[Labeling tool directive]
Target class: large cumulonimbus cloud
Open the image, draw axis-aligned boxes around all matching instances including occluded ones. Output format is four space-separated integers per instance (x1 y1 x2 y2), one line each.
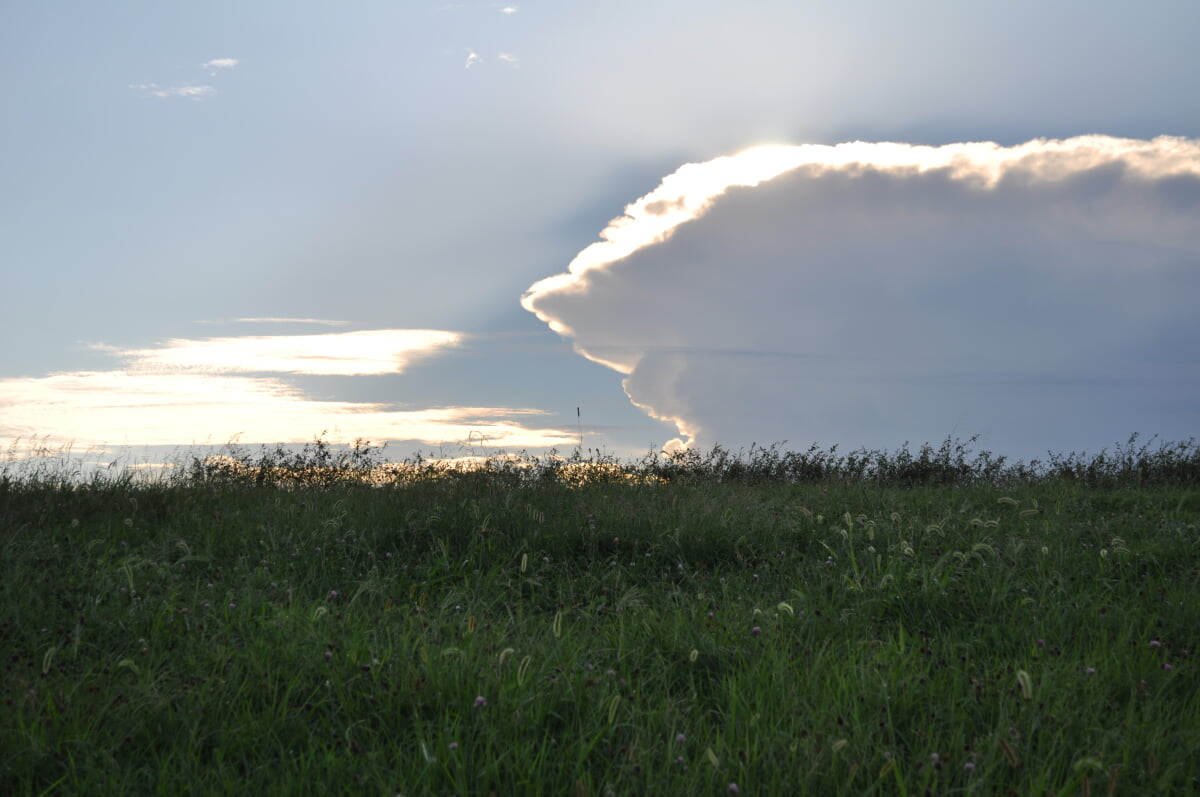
523 136 1200 456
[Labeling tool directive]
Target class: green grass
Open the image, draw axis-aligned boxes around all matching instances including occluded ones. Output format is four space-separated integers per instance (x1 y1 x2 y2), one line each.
2 438 1199 795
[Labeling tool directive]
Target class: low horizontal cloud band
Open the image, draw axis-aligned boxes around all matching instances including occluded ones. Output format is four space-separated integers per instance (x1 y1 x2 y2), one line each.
97 329 464 376
2 330 576 451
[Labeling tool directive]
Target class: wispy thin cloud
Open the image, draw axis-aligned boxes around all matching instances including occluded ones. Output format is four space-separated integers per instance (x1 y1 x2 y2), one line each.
499 6 519 14
200 57 239 73
130 83 216 100
2 329 577 451
465 50 483 69
197 318 350 327
131 56 238 100
96 329 464 376
0 371 576 450
498 53 519 66
230 318 349 326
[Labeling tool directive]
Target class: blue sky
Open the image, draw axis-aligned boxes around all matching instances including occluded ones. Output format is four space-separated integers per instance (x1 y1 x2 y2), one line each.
3 0 1199 464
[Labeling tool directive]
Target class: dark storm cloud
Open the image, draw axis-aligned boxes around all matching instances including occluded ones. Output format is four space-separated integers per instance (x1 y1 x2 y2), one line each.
523 137 1200 457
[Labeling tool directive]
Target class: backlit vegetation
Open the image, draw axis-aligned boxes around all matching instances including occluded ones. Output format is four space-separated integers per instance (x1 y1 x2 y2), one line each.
2 436 1198 794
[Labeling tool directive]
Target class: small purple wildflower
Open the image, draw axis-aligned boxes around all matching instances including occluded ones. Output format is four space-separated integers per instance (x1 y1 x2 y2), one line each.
1150 639 1162 647
324 651 333 662
474 696 487 708
1036 638 1045 648
449 742 459 751
964 761 976 773
752 626 762 635
728 783 740 794
1163 662 1173 671
675 733 687 744
1085 667 1097 675
328 590 339 600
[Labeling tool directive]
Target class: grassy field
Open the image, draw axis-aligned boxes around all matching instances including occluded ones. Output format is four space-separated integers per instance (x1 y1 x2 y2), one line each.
2 438 1199 795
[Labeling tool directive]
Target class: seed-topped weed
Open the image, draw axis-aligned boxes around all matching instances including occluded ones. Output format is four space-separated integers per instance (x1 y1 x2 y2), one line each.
1 436 1198 794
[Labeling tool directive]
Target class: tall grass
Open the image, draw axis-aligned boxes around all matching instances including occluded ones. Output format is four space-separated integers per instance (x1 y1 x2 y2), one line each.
2 437 1198 794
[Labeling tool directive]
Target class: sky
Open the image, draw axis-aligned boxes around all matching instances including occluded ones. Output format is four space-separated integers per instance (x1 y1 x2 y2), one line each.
2 0 1199 467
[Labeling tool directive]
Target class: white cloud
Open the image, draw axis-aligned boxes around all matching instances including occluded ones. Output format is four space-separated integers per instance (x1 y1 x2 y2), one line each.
97 329 464 376
0 371 575 450
499 6 518 15
131 57 236 99
200 58 239 72
228 318 349 326
498 53 519 65
1 330 577 451
131 83 216 100
465 50 482 69
523 136 1200 457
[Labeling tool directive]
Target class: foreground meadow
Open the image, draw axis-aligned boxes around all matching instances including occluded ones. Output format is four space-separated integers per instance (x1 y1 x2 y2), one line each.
2 440 1199 795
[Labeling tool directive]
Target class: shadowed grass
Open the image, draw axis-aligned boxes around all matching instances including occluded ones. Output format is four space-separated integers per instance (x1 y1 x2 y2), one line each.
2 437 1198 794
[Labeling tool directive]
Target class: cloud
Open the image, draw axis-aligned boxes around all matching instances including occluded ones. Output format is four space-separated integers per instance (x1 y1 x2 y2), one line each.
200 58 239 72
131 57 237 99
0 371 575 450
499 6 518 15
98 329 464 376
225 318 350 326
523 136 1200 456
130 83 217 100
1 330 576 450
464 51 520 69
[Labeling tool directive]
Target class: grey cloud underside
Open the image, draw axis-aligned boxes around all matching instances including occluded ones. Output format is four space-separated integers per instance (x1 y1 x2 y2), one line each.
529 147 1200 457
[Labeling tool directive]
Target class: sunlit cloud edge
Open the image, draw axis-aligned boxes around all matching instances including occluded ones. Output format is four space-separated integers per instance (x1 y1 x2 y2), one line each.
520 134 1200 452
92 329 465 376
522 134 1200 360
0 370 578 452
